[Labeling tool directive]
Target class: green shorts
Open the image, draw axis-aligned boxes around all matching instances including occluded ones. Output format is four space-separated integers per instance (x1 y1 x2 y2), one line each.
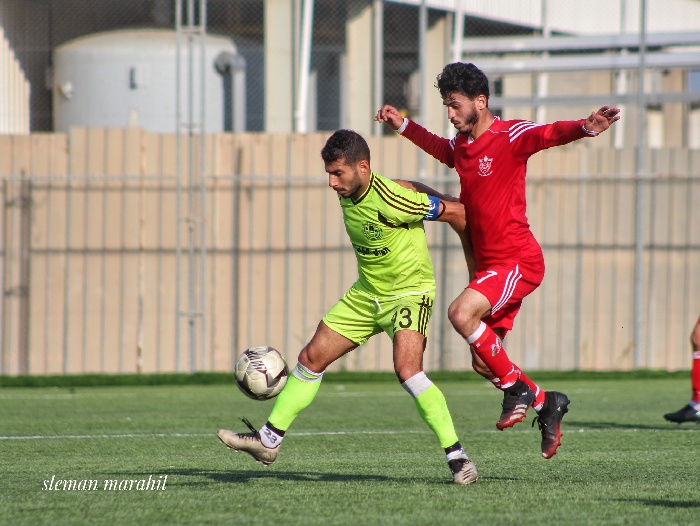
322 286 435 345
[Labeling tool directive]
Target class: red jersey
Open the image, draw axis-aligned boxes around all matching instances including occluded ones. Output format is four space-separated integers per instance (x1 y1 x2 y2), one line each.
401 117 591 268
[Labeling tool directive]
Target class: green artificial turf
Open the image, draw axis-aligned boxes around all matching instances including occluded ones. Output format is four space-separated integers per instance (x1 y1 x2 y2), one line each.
1 374 697 525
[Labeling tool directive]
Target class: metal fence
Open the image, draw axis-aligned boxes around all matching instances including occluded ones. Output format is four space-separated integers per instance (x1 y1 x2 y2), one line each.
1 0 699 376
0 132 698 375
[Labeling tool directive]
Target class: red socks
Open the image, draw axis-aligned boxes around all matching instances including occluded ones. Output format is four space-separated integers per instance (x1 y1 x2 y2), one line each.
469 321 546 409
692 350 700 404
467 322 518 386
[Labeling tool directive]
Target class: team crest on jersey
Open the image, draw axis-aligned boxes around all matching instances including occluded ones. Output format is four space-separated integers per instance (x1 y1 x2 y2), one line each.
478 155 493 177
362 222 383 240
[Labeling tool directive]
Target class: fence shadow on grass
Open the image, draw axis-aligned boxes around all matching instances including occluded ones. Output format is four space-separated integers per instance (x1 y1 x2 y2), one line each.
613 498 700 509
563 420 693 431
100 467 399 485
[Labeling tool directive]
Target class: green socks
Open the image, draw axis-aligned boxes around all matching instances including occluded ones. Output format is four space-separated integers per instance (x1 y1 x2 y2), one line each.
267 363 323 431
402 372 460 449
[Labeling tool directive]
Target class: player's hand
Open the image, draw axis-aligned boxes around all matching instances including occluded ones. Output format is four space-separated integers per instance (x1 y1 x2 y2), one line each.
375 105 404 131
584 106 621 134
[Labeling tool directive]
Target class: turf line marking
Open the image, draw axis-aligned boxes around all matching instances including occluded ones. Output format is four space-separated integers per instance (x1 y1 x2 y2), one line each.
1 427 697 441
0 393 139 400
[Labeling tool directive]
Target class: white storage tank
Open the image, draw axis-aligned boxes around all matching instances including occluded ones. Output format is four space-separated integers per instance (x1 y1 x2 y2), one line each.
53 28 246 133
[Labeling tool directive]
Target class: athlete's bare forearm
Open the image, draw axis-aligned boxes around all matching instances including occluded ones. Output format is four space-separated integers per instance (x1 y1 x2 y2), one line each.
393 179 459 202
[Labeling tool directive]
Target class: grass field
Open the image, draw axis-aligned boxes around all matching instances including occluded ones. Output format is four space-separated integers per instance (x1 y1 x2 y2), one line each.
1 372 698 525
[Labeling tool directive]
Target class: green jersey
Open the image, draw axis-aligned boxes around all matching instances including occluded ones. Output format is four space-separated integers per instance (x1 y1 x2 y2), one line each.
338 172 436 297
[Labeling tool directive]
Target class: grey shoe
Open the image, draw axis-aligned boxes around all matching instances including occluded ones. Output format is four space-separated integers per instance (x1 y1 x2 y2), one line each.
217 419 279 466
448 458 478 485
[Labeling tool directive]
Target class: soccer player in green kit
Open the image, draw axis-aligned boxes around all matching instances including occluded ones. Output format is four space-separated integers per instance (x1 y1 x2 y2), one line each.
217 129 478 485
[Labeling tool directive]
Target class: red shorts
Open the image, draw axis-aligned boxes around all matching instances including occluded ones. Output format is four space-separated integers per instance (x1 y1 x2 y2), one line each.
467 255 545 333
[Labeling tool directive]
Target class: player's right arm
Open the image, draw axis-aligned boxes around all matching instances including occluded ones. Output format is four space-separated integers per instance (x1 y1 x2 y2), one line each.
375 105 455 168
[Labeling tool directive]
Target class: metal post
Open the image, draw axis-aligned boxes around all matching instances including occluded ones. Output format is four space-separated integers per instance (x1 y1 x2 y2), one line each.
418 0 427 178
176 0 207 372
372 0 384 137
175 0 183 371
187 0 196 372
451 0 463 63
295 0 314 133
536 0 550 124
633 0 647 368
199 0 207 370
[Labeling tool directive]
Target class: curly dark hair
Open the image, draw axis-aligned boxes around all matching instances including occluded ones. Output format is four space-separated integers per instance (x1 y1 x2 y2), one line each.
321 129 370 166
435 62 490 100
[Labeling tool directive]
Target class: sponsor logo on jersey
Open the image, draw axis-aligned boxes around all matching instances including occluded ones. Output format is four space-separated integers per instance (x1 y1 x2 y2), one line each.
362 222 383 240
352 244 391 257
478 155 493 177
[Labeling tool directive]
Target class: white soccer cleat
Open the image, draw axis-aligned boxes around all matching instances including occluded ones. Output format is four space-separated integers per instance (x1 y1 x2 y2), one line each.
217 427 279 466
448 458 478 485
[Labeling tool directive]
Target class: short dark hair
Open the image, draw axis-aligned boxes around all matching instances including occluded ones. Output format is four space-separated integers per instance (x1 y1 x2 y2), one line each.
435 62 490 100
321 129 370 166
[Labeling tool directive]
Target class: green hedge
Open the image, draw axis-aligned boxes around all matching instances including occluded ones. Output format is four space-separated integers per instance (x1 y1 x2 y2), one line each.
0 369 689 388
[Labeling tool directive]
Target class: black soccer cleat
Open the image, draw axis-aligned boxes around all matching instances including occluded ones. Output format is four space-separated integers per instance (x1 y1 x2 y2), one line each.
496 379 536 430
533 391 570 459
663 404 700 424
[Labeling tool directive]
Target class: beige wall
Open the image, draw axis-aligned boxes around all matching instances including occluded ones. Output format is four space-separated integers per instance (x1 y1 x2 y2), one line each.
0 129 698 376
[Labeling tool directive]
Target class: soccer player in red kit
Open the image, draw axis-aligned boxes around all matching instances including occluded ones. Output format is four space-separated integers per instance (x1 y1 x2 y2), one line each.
376 62 620 459
664 316 700 423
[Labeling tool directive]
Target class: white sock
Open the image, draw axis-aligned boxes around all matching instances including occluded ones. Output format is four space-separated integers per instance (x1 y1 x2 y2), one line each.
400 371 433 398
259 424 283 449
445 448 468 462
689 400 700 411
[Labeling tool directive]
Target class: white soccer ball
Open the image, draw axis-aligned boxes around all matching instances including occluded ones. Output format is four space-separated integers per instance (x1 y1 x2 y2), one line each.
234 346 289 400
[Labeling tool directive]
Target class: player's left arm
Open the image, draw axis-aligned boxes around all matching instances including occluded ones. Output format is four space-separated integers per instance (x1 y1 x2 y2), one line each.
582 106 621 135
393 179 459 202
512 106 621 160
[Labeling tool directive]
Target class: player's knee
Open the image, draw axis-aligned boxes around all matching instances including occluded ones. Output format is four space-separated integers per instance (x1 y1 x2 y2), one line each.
691 325 700 350
393 363 421 384
297 347 327 374
447 302 473 333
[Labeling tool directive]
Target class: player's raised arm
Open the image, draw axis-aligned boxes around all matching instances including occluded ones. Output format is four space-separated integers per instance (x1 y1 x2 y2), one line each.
583 106 621 135
374 104 405 131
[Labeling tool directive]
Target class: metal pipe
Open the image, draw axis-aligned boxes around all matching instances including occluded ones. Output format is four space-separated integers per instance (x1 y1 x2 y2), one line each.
373 0 384 137
536 0 550 124
119 130 127 373
81 132 91 372
199 0 207 370
295 0 315 133
418 0 427 177
451 0 463 63
43 142 54 373
100 136 108 371
633 0 647 368
175 0 183 371
187 0 196 372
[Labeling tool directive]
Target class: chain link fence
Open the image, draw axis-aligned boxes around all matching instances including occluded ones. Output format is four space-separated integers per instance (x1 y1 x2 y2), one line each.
0 0 699 375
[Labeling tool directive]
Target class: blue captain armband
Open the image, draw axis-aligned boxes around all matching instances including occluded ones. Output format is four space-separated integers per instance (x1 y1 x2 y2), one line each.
424 195 442 221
